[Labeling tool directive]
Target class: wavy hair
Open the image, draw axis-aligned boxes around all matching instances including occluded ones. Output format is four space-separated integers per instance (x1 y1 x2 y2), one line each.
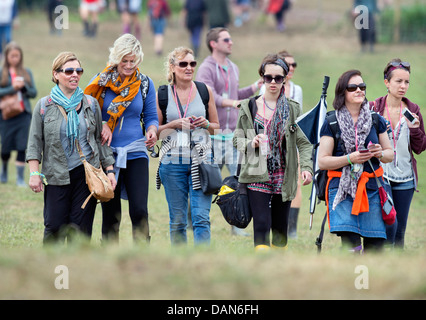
108 33 144 67
165 47 194 84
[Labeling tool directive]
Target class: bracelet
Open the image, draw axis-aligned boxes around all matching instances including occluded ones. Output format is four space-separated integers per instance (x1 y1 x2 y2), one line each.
205 119 210 129
30 171 48 185
347 154 353 165
379 151 384 160
102 121 107 125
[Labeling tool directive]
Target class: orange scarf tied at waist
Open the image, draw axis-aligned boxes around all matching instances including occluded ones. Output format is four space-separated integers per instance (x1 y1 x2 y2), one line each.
326 166 384 218
84 65 142 133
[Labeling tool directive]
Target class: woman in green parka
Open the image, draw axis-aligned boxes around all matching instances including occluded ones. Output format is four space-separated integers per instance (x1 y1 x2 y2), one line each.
233 54 313 250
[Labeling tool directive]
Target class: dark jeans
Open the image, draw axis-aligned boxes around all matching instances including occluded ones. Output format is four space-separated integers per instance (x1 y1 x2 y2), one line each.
247 189 291 247
386 185 414 248
43 165 97 244
101 157 150 242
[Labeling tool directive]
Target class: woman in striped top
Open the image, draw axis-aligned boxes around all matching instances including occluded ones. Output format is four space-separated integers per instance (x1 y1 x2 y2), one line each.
156 47 219 245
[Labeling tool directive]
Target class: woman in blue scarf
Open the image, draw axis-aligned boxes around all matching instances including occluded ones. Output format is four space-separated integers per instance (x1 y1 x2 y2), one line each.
26 52 116 244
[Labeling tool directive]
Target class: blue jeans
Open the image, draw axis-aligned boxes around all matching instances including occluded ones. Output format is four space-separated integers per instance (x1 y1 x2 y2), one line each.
0 25 12 54
159 159 212 245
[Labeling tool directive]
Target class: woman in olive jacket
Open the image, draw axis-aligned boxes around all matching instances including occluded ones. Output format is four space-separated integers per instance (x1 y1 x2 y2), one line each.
26 52 116 244
233 54 312 250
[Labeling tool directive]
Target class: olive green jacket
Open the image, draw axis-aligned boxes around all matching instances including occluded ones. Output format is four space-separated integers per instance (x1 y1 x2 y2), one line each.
26 94 115 185
233 97 313 202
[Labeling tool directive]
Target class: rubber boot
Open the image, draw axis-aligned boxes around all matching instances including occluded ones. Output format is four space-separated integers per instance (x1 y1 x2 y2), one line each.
1 161 7 183
255 244 270 252
288 207 299 239
90 22 98 37
16 164 26 187
83 20 90 37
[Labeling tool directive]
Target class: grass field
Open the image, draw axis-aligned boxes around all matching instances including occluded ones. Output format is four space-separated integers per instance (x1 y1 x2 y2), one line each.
1 1 426 300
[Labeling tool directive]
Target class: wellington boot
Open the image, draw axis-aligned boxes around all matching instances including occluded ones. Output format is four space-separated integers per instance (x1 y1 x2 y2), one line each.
255 244 270 252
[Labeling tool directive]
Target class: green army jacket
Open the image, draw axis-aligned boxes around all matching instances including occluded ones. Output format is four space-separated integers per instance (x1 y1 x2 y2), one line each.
233 97 313 202
26 94 115 186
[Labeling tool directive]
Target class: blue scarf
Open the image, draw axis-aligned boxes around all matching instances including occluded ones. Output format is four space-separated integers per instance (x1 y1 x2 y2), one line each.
50 85 84 155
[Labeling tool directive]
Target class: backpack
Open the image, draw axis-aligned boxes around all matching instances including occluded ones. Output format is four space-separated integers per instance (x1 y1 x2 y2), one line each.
157 81 209 124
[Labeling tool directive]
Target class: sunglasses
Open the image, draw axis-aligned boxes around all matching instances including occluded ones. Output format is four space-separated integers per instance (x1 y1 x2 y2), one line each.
57 67 84 76
389 61 410 70
263 74 285 84
176 61 197 68
346 82 367 92
384 61 411 79
147 145 159 158
288 62 297 68
221 38 232 43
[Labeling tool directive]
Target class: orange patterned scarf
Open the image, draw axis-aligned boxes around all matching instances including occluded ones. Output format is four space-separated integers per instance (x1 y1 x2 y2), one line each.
84 65 142 133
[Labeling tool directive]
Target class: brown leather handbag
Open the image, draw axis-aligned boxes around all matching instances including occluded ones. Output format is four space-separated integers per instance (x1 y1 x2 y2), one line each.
0 94 24 120
57 106 114 209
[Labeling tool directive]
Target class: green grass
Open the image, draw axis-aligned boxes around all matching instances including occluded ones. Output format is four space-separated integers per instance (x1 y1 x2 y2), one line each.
1 1 426 300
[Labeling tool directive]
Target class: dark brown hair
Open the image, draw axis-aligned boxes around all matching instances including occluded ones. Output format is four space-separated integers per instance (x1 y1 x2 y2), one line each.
1 42 32 87
258 53 289 77
383 58 411 81
333 69 366 110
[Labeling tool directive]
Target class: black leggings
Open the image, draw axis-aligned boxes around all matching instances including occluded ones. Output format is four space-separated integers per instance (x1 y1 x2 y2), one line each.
247 189 291 247
43 165 97 244
338 232 385 252
101 157 150 241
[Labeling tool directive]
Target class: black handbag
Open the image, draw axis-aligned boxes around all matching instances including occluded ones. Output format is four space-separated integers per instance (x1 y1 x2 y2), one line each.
198 160 222 195
213 175 252 228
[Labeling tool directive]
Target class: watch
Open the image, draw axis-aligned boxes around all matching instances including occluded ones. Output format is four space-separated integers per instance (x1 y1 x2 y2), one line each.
379 151 384 160
106 170 115 174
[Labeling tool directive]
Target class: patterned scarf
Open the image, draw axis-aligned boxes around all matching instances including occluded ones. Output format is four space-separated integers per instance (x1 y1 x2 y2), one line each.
332 102 372 209
50 84 84 156
267 88 289 172
84 65 142 133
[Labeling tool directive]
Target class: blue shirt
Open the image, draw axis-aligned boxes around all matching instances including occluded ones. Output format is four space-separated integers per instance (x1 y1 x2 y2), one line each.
101 77 159 160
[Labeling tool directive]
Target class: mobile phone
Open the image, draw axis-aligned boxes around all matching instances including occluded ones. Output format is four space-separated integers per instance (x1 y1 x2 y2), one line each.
359 148 370 153
403 107 417 124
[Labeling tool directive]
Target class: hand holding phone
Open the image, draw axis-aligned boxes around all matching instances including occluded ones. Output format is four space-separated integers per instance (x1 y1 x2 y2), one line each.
403 107 418 125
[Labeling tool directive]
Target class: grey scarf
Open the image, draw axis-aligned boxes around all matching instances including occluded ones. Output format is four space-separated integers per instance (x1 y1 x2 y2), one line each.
332 102 372 209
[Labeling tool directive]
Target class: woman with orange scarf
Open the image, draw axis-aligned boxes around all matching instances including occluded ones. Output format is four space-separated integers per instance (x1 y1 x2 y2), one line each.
85 34 158 243
318 70 393 253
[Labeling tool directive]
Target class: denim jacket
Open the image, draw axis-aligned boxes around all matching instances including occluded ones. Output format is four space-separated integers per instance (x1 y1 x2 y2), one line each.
26 94 115 185
233 97 313 202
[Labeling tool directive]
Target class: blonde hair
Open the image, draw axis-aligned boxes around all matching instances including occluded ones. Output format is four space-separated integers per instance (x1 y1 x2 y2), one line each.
108 33 144 67
165 46 194 84
51 52 81 84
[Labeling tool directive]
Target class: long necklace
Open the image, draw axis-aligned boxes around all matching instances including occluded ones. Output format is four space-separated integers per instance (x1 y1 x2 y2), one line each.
173 82 193 118
262 96 275 131
385 97 402 167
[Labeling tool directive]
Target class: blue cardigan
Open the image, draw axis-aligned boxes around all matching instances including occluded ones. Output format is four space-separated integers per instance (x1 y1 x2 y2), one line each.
101 77 159 160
